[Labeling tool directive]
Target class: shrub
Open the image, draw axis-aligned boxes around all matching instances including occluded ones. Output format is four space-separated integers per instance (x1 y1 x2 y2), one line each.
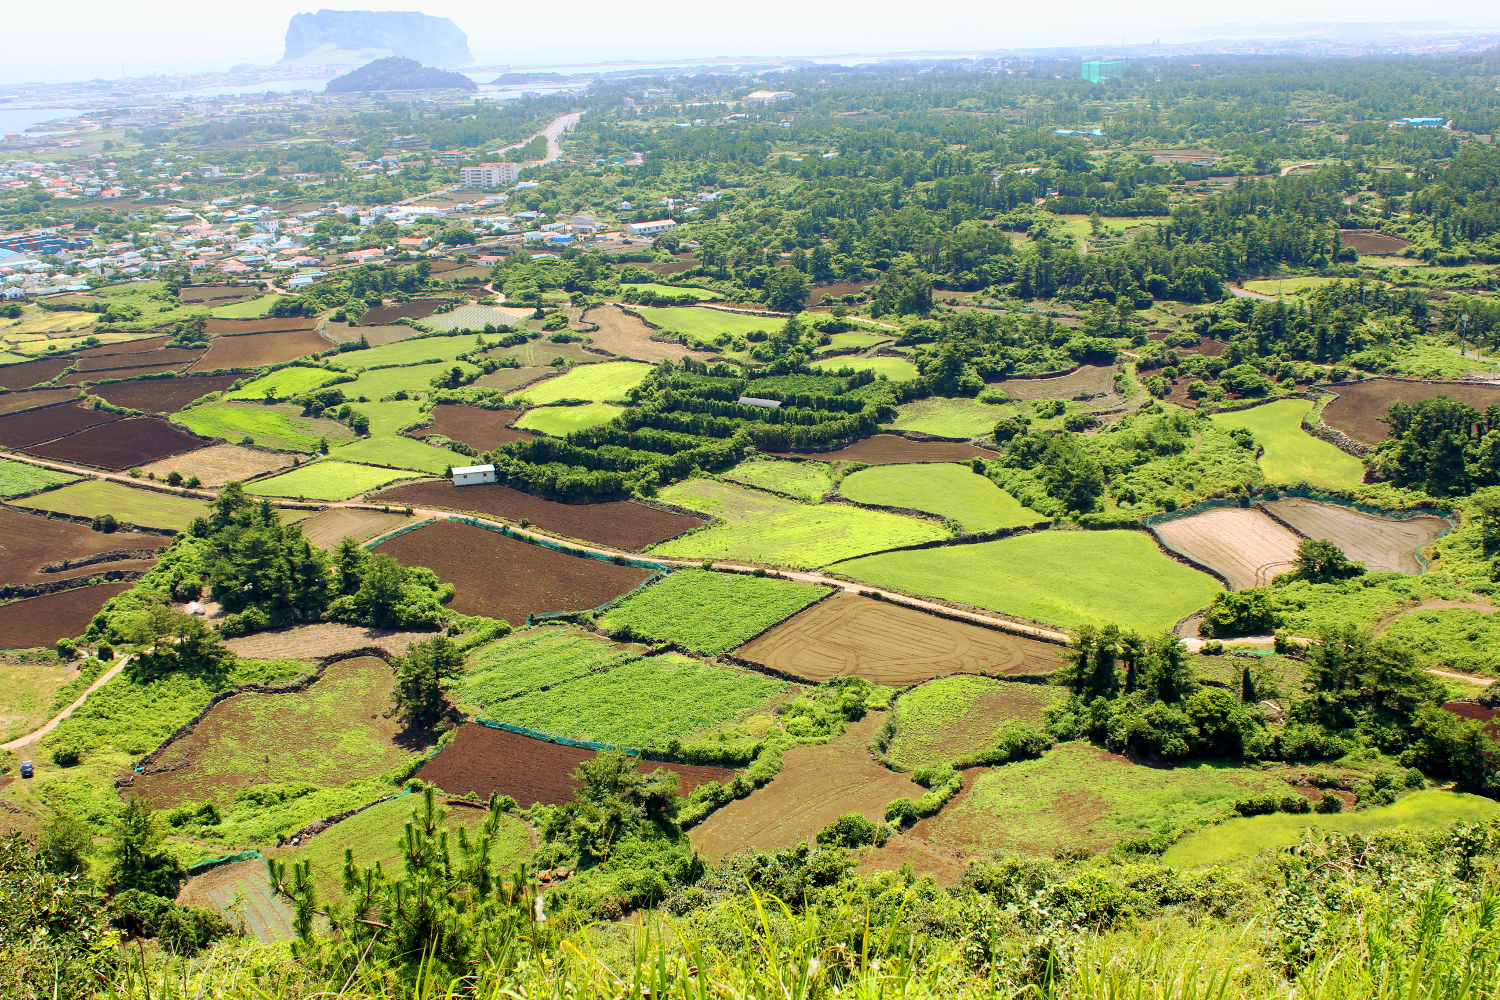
1314 791 1344 813
967 721 1055 766
818 811 889 849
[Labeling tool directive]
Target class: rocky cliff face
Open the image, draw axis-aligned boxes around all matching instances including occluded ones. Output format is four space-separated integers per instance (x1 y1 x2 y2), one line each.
283 10 472 65
324 56 478 93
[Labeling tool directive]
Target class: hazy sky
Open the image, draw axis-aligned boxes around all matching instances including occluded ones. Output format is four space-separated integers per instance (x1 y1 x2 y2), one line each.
7 1 1500 85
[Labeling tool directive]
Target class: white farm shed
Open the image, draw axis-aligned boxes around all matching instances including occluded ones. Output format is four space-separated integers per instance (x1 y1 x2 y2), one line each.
452 464 497 486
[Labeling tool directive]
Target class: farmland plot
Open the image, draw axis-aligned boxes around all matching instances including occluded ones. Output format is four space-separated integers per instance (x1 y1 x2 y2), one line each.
420 404 529 451
0 402 120 448
15 481 210 531
597 569 831 655
190 329 329 370
886 676 1062 770
25 417 212 471
1259 497 1450 573
838 464 1044 532
0 583 133 650
249 462 411 501
138 444 293 487
770 434 996 465
173 402 355 453
89 375 238 413
513 403 622 436
1321 379 1500 444
719 457 834 502
512 361 651 405
296 508 409 549
582 304 717 363
0 457 79 499
0 506 164 588
1210 399 1365 489
1151 506 1302 590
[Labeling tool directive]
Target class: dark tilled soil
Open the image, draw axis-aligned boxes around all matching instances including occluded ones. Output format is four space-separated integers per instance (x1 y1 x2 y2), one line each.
24 417 213 470
767 434 996 465
74 336 169 357
190 329 329 370
0 389 81 416
88 376 239 413
0 507 165 588
414 722 733 807
373 481 705 550
1443 701 1499 737
74 348 205 372
0 358 73 391
0 583 132 650
0 402 121 448
1340 231 1413 255
373 519 652 624
203 317 319 336
61 363 195 385
419 405 530 452
1322 379 1500 443
359 300 447 324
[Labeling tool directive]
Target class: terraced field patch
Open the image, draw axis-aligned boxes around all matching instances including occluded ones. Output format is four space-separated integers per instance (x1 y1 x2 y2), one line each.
720 457 834 502
598 569 831 655
810 356 920 381
1259 497 1450 574
0 457 80 499
25 417 212 471
1151 506 1301 590
249 461 411 501
175 402 355 453
513 361 651 405
887 676 1062 770
0 582 133 650
15 480 210 531
225 367 341 401
1321 378 1500 444
838 463 1044 532
773 434 996 465
328 435 469 474
886 397 1010 439
1210 399 1365 490
513 403 622 436
138 444 293 487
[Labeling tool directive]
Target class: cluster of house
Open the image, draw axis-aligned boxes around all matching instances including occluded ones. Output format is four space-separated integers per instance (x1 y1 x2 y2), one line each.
2 157 134 201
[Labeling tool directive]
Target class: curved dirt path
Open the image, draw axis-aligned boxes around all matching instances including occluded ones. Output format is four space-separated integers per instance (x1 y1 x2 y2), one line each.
1 654 127 750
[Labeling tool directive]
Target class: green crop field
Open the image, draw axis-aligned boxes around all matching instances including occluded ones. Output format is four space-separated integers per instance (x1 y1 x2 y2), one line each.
225 367 341 401
634 306 777 342
887 676 1063 770
1242 276 1368 296
621 282 717 300
815 331 891 356
720 457 834 502
1163 790 1500 868
512 361 650 405
343 361 480 402
924 740 1276 855
1210 399 1365 489
0 457 81 499
479 654 784 748
810 356 921 381
329 334 474 371
248 461 410 501
598 569 831 654
176 402 355 453
834 529 1223 633
839 464 1044 532
17 479 211 530
457 628 643 713
513 403 623 436
208 295 279 319
886 397 1009 439
651 478 947 568
329 435 469 474
346 399 426 438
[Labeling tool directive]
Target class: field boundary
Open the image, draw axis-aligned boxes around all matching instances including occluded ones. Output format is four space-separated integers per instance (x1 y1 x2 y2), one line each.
3 503 180 537
445 514 674 571
473 717 642 757
0 568 149 603
525 570 666 626
186 849 261 876
363 517 438 547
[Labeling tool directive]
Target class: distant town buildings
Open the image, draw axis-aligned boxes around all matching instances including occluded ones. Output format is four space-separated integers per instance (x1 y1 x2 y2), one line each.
742 90 796 105
459 162 519 188
624 219 677 237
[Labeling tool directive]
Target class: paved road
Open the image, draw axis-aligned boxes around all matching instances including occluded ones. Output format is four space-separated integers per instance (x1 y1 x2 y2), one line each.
495 111 583 164
1 655 127 750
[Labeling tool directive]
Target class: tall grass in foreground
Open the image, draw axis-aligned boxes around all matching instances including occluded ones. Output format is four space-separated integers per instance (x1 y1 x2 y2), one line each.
98 885 1500 1000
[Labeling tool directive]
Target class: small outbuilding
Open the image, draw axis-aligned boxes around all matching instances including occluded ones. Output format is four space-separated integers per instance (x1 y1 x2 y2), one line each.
737 396 782 409
452 463 497 486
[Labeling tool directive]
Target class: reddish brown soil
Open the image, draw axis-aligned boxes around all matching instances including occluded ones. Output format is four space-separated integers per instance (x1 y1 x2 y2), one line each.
1146 334 1228 357
74 348 205 373
629 258 699 276
176 285 259 304
769 434 996 465
61 363 195 385
74 336 169 356
373 481 706 550
0 358 72 390
359 300 446 324
419 405 529 452
373 519 652 624
24 417 213 471
738 592 1063 684
1443 701 1499 737
0 582 132 650
88 376 239 413
1341 231 1412 255
583 305 716 363
190 329 330 370
415 722 733 807
809 282 873 302
1152 507 1300 590
203 317 319 336
0 507 164 588
0 402 120 448
1322 379 1500 443
1259 497 1450 574
0 389 80 416
689 714 923 860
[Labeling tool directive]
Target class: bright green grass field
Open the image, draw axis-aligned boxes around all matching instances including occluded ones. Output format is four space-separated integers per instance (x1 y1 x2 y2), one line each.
15 479 210 530
834 529 1223 633
622 282 717 300
634 306 777 341
225 367 340 401
328 333 474 370
597 569 832 655
344 361 480 401
1210 398 1365 490
815 331 890 355
719 458 834 502
650 478 947 569
1242 276 1373 296
330 435 470 474
457 628 643 713
208 295 280 319
480 654 784 748
275 793 532 902
888 676 1062 770
0 457 81 499
346 399 427 438
811 356 921 381
248 461 410 501
924 741 1275 855
513 361 650 405
1163 789 1500 867
839 464 1044 533
887 397 1008 439
176 402 355 453
513 403 623 436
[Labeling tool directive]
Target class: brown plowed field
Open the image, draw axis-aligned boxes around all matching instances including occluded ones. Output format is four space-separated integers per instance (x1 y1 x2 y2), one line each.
0 582 131 650
988 365 1122 402
0 358 72 390
89 375 238 413
25 417 213 471
0 507 164 588
374 481 705 550
74 336 169 357
321 322 416 347
1151 507 1301 590
190 329 330 370
0 389 79 416
203 317 319 336
1321 379 1500 443
768 434 996 465
177 285 259 304
472 366 552 393
583 305 717 363
297 508 408 549
1341 231 1412 255
737 591 1064 685
74 348 205 372
689 714 923 860
419 405 529 452
359 300 446 324
1443 701 1499 737
223 622 435 660
1259 497 1450 574
62 363 195 385
373 519 652 625
1146 334 1227 357
414 722 734 807
138 444 291 486
0 403 120 448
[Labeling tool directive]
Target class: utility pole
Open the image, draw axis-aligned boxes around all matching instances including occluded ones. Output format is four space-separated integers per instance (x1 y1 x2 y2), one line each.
1462 312 1469 357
